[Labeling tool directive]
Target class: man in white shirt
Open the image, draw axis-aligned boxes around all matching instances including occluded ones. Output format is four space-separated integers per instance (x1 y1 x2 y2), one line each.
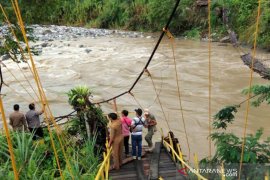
131 108 145 160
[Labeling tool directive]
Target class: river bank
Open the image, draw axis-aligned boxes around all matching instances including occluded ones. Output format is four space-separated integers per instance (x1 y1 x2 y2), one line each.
1 0 269 50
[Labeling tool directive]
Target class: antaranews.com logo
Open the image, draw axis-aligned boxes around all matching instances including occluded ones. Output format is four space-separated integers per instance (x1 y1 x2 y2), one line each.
178 167 237 177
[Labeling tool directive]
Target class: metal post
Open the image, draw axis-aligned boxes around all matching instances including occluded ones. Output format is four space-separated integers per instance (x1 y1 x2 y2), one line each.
177 144 185 168
169 133 175 162
194 153 200 180
221 163 226 180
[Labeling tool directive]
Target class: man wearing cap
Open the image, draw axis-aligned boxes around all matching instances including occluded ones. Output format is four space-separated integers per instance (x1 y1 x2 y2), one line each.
131 108 145 160
144 109 157 152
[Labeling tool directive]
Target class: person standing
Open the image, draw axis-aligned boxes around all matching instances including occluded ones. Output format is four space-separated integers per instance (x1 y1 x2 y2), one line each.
108 112 124 170
120 110 132 157
131 108 145 160
9 104 27 131
144 109 157 152
25 103 45 140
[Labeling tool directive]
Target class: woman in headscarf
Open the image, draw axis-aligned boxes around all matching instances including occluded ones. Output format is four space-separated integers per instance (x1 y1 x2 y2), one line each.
108 112 124 170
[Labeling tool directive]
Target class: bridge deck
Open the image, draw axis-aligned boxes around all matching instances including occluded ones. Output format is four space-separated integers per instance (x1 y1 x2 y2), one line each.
109 142 187 180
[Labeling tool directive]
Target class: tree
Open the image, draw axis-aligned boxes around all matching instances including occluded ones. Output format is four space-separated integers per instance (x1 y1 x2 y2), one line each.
67 86 107 143
200 84 270 179
0 24 38 62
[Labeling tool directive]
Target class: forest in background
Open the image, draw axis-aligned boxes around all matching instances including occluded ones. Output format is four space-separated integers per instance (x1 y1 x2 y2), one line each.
0 0 269 49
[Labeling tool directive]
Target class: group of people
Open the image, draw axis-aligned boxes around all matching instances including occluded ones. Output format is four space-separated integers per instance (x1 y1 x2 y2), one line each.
9 102 157 170
9 103 45 140
107 108 157 170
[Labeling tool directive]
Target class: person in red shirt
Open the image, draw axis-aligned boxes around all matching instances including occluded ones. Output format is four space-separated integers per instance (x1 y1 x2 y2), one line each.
120 110 132 157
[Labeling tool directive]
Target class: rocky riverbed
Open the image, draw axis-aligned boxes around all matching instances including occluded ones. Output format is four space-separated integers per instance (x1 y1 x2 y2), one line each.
1 24 151 41
0 24 154 60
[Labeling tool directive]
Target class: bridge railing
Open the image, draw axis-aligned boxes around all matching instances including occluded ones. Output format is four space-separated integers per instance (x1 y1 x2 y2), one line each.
161 131 207 180
95 141 112 180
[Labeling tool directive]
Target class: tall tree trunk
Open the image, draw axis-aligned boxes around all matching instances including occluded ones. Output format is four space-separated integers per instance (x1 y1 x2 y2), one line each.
84 113 91 139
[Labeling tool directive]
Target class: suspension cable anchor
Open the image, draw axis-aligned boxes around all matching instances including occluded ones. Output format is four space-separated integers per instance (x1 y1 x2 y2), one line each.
163 27 174 39
144 69 151 77
128 91 134 97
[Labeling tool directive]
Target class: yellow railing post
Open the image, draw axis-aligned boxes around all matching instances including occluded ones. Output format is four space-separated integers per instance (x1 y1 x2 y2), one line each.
177 144 185 168
221 163 225 180
265 170 269 180
105 141 109 180
95 140 112 180
101 173 104 180
0 97 19 180
103 152 106 179
161 128 164 141
106 143 110 180
194 153 200 180
162 140 207 180
168 133 176 162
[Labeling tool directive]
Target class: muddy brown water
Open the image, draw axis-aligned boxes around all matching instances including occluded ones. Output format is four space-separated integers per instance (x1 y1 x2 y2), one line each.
1 36 269 160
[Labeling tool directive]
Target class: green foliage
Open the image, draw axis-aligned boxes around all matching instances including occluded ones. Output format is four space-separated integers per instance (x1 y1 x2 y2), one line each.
0 131 54 179
2 0 270 48
0 24 38 62
183 28 201 40
200 128 270 179
67 86 107 146
67 85 92 110
242 84 270 107
205 82 270 178
210 128 270 164
0 130 100 179
0 0 269 47
147 0 175 31
213 105 238 129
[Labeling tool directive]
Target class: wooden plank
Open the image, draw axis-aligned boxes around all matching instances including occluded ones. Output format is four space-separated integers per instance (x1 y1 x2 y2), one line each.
158 145 188 180
109 146 149 180
134 160 146 180
164 176 187 180
110 174 138 179
149 142 161 180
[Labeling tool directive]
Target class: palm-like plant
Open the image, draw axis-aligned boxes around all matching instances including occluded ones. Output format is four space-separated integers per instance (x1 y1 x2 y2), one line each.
67 85 92 111
67 86 107 141
67 86 92 138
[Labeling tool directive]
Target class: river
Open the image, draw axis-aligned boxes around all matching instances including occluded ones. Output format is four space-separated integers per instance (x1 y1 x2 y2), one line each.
1 26 269 160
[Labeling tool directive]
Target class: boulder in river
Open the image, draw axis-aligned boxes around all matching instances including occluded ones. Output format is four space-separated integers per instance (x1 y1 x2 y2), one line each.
42 29 53 35
85 49 92 53
41 42 49 47
1 54 11 61
220 36 230 43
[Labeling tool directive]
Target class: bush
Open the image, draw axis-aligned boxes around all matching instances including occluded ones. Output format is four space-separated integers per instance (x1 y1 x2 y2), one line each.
0 131 100 179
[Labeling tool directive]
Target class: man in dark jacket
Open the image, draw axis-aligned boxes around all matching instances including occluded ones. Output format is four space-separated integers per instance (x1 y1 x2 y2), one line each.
25 103 45 140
